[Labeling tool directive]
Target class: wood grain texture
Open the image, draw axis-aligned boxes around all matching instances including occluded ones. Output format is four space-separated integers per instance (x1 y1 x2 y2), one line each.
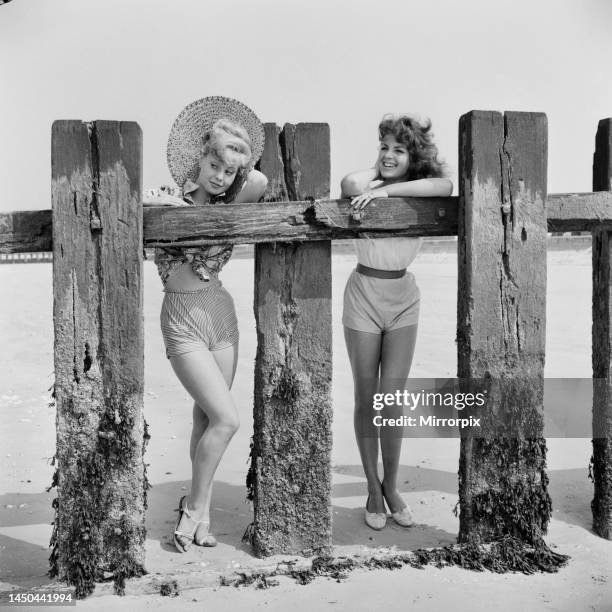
281 123 330 200
592 118 612 539
6 190 612 253
0 209 52 253
249 123 333 557
143 197 459 246
51 120 145 596
457 111 550 544
257 123 288 202
546 191 612 231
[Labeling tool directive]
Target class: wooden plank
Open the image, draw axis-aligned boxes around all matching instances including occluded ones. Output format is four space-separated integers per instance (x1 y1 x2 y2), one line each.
0 209 52 253
248 123 332 557
50 120 145 597
546 191 612 231
143 197 459 246
592 118 612 539
0 199 477 251
311 196 457 234
145 200 316 245
5 190 612 253
457 111 550 544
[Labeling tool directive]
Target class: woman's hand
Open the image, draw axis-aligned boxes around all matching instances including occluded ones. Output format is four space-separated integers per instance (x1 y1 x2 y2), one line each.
143 188 187 207
350 188 389 219
143 194 188 207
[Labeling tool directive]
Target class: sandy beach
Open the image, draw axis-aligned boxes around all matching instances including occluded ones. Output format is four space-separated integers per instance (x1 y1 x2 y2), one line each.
0 239 610 611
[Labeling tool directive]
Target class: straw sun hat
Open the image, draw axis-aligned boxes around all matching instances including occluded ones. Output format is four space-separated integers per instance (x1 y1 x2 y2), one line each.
167 96 265 187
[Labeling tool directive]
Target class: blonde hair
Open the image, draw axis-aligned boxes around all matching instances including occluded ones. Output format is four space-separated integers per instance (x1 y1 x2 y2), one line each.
201 119 253 169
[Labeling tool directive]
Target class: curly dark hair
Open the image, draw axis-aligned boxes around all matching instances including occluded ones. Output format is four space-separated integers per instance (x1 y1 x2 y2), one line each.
378 114 447 180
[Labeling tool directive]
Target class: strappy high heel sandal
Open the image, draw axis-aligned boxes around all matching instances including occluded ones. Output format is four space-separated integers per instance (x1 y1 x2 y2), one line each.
194 521 217 548
173 496 217 552
173 495 196 553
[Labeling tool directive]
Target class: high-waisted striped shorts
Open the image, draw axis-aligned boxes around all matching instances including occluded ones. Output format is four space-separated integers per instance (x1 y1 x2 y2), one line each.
160 279 239 359
342 268 420 334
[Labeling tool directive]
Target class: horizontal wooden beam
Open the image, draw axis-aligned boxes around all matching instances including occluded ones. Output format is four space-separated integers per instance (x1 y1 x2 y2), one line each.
546 191 612 231
0 209 52 253
2 191 612 253
143 196 459 246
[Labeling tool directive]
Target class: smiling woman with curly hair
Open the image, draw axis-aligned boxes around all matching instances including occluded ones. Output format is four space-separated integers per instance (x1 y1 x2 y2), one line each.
340 113 452 532
378 115 447 181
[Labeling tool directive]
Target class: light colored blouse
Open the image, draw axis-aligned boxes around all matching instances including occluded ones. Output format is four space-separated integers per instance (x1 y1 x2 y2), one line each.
353 237 422 270
147 180 234 285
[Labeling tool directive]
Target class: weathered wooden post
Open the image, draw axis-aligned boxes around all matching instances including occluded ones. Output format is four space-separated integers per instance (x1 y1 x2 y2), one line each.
50 121 146 596
248 123 332 556
592 118 612 539
457 111 551 543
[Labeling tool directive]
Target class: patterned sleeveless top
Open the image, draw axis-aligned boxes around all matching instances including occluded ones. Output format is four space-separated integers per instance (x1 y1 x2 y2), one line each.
146 180 234 285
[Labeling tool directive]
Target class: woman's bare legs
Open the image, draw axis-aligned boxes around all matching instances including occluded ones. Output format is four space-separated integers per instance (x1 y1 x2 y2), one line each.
189 341 239 461
171 342 239 547
344 326 385 514
379 324 418 513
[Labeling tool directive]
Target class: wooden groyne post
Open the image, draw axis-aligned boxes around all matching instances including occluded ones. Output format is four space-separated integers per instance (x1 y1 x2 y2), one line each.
248 123 333 556
50 121 146 596
592 118 612 539
457 111 550 542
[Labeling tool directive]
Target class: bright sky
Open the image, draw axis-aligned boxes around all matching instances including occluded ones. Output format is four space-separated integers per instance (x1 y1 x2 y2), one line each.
1 0 611 211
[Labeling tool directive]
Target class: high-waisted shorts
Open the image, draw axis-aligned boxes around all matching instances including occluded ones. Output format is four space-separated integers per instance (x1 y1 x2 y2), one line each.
160 279 239 358
342 268 420 334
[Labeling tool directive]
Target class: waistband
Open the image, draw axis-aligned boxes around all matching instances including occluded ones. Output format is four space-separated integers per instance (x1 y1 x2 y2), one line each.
356 263 407 279
163 278 222 293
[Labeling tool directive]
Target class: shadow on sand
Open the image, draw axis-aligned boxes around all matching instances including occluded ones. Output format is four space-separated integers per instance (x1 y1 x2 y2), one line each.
0 464 595 590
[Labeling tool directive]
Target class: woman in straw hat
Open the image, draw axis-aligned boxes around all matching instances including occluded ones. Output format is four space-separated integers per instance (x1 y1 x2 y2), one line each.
145 97 267 552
